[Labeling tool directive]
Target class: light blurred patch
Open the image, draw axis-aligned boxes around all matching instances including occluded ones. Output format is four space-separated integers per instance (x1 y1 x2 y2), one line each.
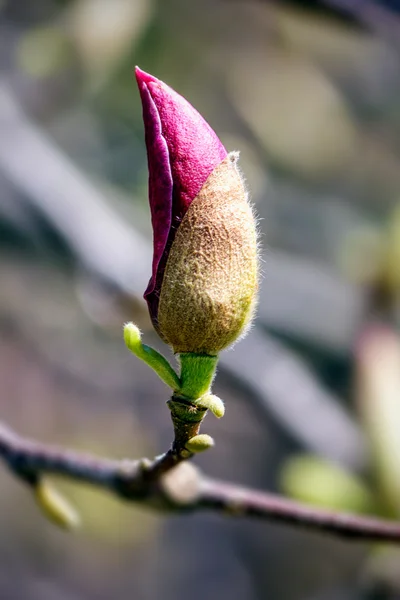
338 224 384 285
356 326 400 518
227 48 358 180
280 453 376 515
16 26 73 79
67 0 154 89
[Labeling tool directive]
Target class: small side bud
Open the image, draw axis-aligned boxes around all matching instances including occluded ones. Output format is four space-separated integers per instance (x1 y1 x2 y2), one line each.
185 434 215 453
123 321 141 349
124 322 181 391
197 394 225 418
35 480 80 530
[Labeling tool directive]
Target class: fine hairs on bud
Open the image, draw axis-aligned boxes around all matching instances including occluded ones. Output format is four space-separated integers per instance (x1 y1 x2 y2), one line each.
158 152 259 355
226 151 262 349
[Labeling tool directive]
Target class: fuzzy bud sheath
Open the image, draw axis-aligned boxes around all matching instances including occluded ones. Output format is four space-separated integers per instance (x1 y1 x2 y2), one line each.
136 67 258 357
158 152 258 353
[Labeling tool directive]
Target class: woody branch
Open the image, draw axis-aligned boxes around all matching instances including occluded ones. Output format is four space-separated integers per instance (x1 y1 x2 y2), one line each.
2 420 400 543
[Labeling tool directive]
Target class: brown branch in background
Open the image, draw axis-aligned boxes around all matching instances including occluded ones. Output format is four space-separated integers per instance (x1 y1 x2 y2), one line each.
1 421 400 543
198 478 400 542
321 0 400 49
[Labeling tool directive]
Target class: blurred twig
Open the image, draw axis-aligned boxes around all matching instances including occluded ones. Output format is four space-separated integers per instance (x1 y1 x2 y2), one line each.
259 0 400 47
0 420 399 543
0 80 149 297
322 0 400 48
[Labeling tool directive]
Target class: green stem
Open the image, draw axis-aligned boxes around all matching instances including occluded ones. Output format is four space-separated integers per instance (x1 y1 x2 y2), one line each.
178 353 219 400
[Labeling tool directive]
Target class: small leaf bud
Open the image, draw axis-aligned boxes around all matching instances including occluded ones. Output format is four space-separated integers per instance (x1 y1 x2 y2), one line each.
185 434 215 453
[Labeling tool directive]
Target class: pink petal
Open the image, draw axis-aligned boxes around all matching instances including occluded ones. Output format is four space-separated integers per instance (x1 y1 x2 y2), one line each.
135 67 227 325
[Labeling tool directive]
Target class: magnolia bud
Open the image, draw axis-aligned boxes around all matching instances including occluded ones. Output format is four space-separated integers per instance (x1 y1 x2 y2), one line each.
136 68 258 355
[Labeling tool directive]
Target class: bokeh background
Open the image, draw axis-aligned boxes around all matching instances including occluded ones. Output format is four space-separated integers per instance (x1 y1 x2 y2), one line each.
2 0 400 598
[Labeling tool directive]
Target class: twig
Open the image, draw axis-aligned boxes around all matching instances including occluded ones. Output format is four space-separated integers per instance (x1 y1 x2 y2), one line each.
321 0 400 50
197 478 400 542
1 421 400 543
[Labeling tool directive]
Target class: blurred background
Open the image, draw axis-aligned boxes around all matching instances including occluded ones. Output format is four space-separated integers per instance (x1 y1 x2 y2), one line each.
2 0 400 598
